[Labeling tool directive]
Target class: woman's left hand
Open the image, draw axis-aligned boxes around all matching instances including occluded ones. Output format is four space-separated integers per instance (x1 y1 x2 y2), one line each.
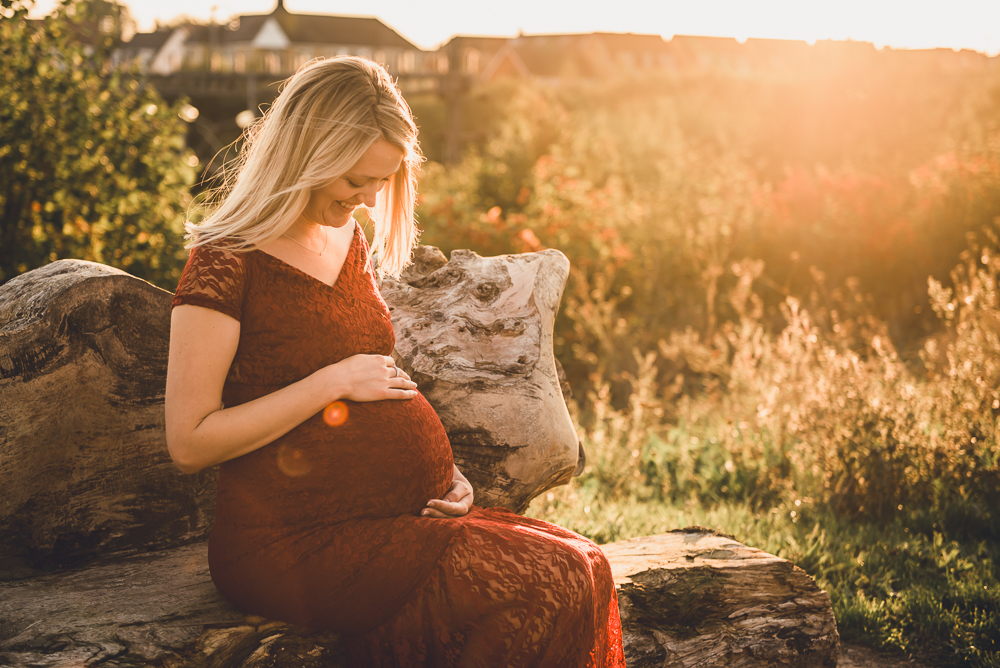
423 467 474 518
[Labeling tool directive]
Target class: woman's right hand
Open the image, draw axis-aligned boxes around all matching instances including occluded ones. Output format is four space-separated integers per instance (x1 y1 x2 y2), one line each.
328 354 418 402
167 307 417 475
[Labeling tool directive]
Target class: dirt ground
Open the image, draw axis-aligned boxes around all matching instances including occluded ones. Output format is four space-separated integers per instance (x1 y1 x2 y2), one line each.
839 643 934 668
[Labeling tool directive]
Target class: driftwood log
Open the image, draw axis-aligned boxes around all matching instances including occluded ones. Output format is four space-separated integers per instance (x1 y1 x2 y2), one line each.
605 531 839 667
0 261 216 577
0 248 577 574
381 245 581 511
0 254 839 667
0 530 839 667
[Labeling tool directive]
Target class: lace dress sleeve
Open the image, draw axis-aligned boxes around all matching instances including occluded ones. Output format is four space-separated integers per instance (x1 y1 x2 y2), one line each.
171 244 249 322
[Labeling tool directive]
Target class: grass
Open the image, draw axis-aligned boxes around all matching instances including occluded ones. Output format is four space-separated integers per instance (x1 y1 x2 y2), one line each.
525 251 1000 666
528 448 1000 667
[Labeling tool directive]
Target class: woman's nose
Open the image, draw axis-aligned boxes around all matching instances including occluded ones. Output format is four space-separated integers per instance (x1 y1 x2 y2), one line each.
359 183 378 207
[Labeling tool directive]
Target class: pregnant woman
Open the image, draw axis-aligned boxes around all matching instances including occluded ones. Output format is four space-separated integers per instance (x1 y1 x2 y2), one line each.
165 56 625 667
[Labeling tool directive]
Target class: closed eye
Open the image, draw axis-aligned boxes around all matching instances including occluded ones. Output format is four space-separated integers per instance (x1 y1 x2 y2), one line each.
344 176 393 189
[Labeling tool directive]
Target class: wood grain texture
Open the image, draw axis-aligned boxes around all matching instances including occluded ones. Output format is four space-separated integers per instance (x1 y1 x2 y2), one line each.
0 542 239 667
606 530 840 668
0 532 839 667
0 260 216 578
0 248 579 577
381 245 582 512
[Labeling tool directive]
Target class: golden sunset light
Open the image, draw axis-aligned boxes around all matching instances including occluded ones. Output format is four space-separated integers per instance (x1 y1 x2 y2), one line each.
5 0 1000 664
27 0 1000 53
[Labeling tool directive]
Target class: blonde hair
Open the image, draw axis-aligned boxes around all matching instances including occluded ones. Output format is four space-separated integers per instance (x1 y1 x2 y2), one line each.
186 56 423 277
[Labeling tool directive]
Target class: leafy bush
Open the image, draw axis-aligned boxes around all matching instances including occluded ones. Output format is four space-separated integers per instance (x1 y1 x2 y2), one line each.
418 74 1000 406
413 78 1000 665
524 238 1000 664
0 0 196 287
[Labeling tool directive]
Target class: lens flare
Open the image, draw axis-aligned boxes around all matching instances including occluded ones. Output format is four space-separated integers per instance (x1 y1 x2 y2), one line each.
276 443 312 477
324 401 349 427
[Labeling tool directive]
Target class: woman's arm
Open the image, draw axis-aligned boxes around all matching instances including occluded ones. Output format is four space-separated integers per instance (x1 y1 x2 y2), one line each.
165 304 417 474
422 465 474 518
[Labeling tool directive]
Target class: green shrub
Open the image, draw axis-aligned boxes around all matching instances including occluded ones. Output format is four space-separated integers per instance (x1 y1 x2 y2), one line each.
0 0 196 287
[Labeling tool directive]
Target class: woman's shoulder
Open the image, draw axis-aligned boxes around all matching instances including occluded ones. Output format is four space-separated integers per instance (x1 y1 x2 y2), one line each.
173 238 256 318
185 237 264 275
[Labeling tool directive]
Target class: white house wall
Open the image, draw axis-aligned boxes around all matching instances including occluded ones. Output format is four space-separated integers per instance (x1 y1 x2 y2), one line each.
252 18 291 50
150 26 189 75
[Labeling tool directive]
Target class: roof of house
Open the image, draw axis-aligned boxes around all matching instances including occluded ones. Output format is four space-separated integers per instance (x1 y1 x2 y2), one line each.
588 32 670 52
470 31 678 82
122 28 173 50
743 37 811 52
668 34 743 52
440 35 511 50
177 5 418 49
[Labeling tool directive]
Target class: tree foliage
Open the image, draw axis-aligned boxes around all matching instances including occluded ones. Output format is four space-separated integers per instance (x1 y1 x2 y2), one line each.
0 0 196 287
418 70 1000 404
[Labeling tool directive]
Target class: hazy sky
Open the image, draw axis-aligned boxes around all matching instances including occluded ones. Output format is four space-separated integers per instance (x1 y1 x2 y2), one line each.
29 0 1000 54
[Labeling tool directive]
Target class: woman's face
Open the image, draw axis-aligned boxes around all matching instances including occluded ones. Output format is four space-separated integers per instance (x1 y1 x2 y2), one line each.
304 138 404 228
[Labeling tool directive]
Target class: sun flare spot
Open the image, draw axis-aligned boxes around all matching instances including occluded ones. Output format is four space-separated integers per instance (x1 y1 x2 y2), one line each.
324 401 349 427
276 443 312 477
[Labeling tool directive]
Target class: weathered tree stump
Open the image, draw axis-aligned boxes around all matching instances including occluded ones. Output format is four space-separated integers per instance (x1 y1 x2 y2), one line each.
381 245 582 512
0 255 839 667
0 530 839 667
0 260 216 577
0 248 578 575
605 530 840 667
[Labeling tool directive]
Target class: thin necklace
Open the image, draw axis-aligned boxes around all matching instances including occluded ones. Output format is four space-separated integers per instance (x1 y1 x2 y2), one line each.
282 228 329 256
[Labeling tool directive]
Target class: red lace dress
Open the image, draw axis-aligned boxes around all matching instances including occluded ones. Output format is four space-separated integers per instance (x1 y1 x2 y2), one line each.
171 224 625 667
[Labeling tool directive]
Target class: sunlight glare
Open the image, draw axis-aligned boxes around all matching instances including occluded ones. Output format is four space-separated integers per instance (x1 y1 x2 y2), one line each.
24 0 1000 55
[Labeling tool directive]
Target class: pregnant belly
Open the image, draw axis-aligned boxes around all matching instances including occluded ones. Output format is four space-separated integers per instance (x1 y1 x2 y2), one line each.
216 392 455 528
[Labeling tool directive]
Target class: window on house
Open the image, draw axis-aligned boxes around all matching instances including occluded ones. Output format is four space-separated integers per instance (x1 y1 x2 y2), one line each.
399 50 415 73
210 51 222 72
437 54 449 74
234 51 246 73
294 50 311 71
374 50 385 65
265 52 281 74
464 49 480 73
187 47 204 69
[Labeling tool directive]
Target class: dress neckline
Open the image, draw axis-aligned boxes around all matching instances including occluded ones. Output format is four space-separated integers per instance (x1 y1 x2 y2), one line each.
254 223 359 290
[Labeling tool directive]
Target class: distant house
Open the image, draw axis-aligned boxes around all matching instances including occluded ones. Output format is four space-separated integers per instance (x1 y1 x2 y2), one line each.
665 35 747 75
110 27 172 73
440 32 675 84
114 5 999 99
116 0 425 77
742 38 812 75
436 35 510 77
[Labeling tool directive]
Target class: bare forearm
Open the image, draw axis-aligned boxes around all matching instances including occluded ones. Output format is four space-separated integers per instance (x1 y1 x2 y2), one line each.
166 306 415 474
167 368 342 473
